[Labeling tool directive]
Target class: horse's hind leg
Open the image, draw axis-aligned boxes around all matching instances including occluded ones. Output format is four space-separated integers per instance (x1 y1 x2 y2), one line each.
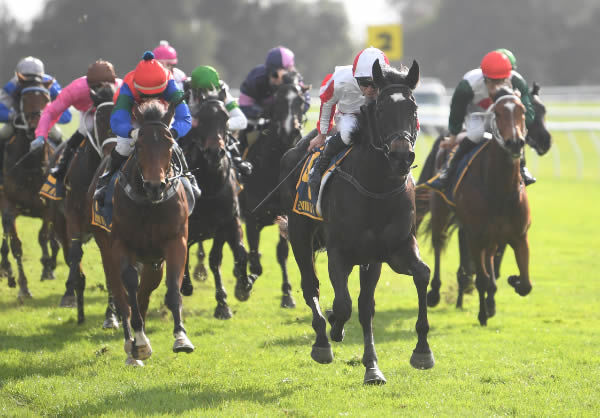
120 259 152 360
165 237 195 354
427 197 450 307
38 221 55 281
180 244 193 296
209 235 233 320
225 218 255 303
49 230 60 273
508 235 532 296
471 244 490 326
485 251 497 318
3 209 30 299
66 238 86 324
493 243 507 279
456 228 474 308
326 249 353 343
193 242 208 281
277 234 295 308
246 218 263 276
289 215 331 363
358 263 386 384
0 234 15 287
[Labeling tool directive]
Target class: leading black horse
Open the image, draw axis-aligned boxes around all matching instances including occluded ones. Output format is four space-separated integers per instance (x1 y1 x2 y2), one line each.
281 59 434 385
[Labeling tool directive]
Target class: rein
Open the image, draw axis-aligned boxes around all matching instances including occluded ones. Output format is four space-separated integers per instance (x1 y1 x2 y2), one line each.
334 167 408 199
81 101 116 157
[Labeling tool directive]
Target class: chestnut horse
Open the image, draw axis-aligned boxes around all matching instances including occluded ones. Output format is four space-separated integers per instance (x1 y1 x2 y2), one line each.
2 81 60 299
426 87 532 326
49 84 116 325
90 99 193 366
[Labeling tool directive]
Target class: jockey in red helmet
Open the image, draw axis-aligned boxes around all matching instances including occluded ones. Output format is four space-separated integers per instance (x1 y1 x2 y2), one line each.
94 51 199 205
428 50 537 191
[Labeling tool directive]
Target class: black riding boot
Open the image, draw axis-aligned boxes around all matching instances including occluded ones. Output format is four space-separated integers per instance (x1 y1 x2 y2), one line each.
430 138 477 192
520 154 536 186
94 148 127 206
173 144 202 199
308 133 346 198
227 134 253 177
50 131 85 181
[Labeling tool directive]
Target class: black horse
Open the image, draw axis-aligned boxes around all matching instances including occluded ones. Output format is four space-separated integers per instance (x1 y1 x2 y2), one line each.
280 59 434 385
415 82 552 308
179 96 255 318
239 74 308 308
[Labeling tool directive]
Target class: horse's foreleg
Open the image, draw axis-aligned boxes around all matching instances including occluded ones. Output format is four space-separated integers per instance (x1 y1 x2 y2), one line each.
327 248 353 343
428 198 450 307
120 258 151 360
38 221 54 281
456 228 474 308
179 244 193 296
165 236 194 354
277 234 295 308
138 264 162 322
289 215 331 364
1 234 15 287
485 250 497 318
66 237 86 323
3 209 30 299
209 235 232 320
97 231 119 330
471 244 490 326
508 235 532 296
225 218 254 303
246 217 262 276
193 242 208 281
494 243 507 279
358 262 386 384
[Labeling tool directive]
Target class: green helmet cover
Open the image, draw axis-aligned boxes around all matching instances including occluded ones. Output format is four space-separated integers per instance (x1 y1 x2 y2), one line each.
495 48 517 70
191 65 220 90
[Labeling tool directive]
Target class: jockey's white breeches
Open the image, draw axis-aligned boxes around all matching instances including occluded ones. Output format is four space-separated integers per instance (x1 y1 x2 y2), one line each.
335 112 359 145
115 136 136 156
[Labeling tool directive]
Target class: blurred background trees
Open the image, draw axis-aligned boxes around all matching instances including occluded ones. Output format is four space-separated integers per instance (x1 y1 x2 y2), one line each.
1 0 599 88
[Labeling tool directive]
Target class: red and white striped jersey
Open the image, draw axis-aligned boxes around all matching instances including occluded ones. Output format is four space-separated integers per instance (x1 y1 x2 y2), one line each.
317 65 365 135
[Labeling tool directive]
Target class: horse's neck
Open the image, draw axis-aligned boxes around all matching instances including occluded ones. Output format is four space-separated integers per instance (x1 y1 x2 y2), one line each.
197 155 229 196
351 141 400 192
483 140 521 200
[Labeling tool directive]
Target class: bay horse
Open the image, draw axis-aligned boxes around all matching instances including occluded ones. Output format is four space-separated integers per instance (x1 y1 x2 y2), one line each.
416 82 550 309
2 80 60 299
281 59 434 385
180 96 255 319
238 74 308 308
89 99 193 365
48 84 117 325
425 87 532 326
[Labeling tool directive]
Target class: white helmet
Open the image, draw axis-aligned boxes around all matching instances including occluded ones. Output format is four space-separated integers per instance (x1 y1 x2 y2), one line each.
16 56 45 82
352 47 389 80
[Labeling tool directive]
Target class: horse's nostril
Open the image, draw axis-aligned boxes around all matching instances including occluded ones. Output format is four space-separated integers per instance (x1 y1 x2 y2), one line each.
407 151 415 166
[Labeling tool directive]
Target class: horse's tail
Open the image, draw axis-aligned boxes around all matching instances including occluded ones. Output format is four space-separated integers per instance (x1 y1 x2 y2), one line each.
415 134 445 231
421 203 458 253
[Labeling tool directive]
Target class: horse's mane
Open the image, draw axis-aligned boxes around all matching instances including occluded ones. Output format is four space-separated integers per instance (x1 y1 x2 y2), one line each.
137 99 167 123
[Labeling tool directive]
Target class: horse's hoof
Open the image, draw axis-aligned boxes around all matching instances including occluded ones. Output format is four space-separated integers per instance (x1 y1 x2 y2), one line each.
364 367 387 385
180 280 194 297
486 299 496 318
410 350 435 370
214 304 233 320
173 331 195 353
427 290 440 307
132 340 152 360
102 313 119 330
18 288 32 299
59 294 76 308
326 310 345 342
508 275 532 296
7 276 16 288
281 294 296 308
311 344 333 364
193 264 208 282
248 253 262 276
458 274 475 294
40 269 55 281
478 312 488 326
234 282 252 302
125 356 144 367
0 263 12 279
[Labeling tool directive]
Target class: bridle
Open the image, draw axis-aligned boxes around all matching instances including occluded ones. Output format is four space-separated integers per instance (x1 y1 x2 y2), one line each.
192 98 228 161
370 83 418 157
13 86 51 132
487 94 527 157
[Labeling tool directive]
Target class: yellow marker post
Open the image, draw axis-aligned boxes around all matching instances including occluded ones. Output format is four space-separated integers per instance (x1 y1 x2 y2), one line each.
366 24 403 61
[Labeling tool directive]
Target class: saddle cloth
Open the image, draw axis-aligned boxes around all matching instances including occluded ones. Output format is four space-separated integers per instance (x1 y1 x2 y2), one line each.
39 174 66 201
292 145 353 220
420 140 490 206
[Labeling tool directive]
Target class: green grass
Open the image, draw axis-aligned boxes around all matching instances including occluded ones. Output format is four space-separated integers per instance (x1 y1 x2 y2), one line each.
0 117 599 416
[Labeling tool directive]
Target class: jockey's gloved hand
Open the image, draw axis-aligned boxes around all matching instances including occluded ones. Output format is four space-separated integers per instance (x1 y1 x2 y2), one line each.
129 128 139 140
30 136 45 151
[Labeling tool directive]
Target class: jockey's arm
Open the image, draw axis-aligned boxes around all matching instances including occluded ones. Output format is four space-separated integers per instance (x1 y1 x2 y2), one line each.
171 99 192 139
447 79 474 137
222 83 247 131
511 73 535 127
36 81 76 139
48 78 72 124
110 86 135 138
0 85 15 123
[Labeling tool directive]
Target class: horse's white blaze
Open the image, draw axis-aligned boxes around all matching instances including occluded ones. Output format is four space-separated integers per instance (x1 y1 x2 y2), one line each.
135 330 150 346
503 101 518 139
390 92 406 103
284 90 296 135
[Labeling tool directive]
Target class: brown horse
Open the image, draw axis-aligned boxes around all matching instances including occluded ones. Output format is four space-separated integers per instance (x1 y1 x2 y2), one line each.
426 87 532 326
90 99 193 365
2 81 60 299
49 85 116 325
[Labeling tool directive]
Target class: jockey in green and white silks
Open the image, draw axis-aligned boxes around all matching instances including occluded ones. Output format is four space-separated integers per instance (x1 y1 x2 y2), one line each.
430 50 537 191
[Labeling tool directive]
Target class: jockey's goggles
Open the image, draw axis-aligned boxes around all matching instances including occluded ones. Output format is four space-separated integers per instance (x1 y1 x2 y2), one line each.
356 78 376 89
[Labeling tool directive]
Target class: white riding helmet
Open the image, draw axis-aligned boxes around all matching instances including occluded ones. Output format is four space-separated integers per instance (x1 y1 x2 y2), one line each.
16 56 45 82
352 47 389 80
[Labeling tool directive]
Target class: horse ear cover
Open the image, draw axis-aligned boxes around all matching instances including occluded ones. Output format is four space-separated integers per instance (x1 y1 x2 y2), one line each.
406 60 420 90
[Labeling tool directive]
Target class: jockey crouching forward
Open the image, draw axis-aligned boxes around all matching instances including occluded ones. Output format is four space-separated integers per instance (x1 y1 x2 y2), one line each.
41 60 122 182
0 56 71 153
308 47 389 198
238 46 311 152
430 50 537 192
186 65 253 177
93 51 200 206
